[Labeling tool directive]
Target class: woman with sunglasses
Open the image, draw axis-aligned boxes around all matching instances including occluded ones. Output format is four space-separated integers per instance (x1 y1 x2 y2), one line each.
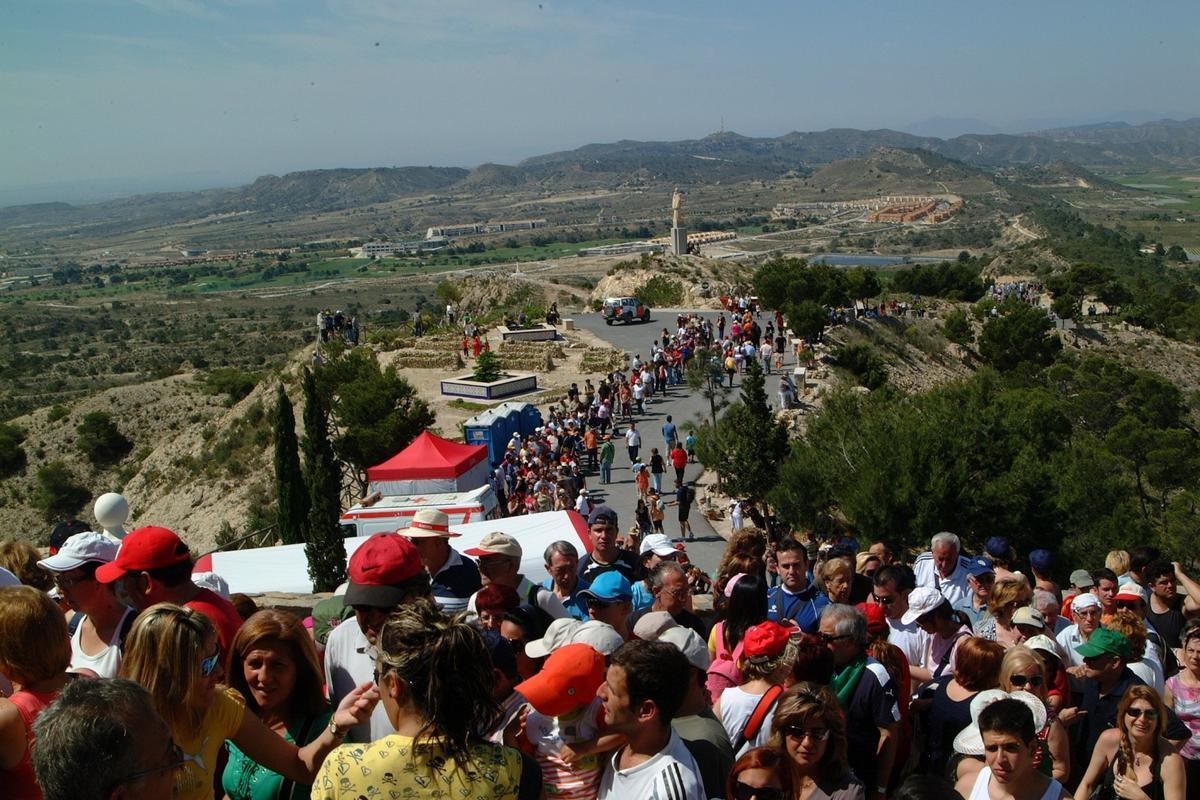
1076 684 1187 800
727 746 787 800
0 586 73 800
120 603 378 800
998 646 1069 783
767 683 865 800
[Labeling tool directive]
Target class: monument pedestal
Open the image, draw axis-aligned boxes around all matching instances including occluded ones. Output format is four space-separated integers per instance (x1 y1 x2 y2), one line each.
671 226 688 256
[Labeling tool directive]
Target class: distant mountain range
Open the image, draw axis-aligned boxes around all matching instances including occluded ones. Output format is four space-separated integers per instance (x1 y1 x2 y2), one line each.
3 118 1198 235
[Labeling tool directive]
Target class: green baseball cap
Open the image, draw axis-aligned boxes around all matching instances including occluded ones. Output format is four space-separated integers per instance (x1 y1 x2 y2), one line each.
312 595 352 647
1075 628 1130 661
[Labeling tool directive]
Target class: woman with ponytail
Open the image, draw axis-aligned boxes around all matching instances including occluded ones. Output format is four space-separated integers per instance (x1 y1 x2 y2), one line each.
1076 684 1185 800
311 602 542 800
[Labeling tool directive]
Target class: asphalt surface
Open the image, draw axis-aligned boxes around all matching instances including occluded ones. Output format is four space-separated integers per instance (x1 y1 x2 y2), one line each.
567 309 794 586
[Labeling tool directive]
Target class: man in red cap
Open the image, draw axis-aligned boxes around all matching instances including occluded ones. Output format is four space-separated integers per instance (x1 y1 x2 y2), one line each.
95 525 242 657
323 533 431 743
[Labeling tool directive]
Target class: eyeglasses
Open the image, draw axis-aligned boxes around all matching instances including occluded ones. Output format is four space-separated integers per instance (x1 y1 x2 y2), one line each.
200 651 220 677
113 740 186 786
53 571 94 589
732 782 784 800
1008 674 1044 688
871 594 894 605
1125 708 1159 721
782 725 831 742
663 585 691 600
817 632 852 644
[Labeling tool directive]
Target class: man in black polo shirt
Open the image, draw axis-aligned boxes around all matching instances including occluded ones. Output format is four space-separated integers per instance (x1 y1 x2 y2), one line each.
1070 627 1189 786
577 506 638 583
402 508 480 615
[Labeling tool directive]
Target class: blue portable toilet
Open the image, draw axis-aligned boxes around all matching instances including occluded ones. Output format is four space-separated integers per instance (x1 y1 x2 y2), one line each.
493 404 522 442
496 401 543 438
464 410 508 465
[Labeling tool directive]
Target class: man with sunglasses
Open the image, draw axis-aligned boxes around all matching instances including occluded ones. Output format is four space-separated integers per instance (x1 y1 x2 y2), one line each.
94 525 242 658
872 565 928 675
954 556 995 629
37 531 135 678
32 677 180 800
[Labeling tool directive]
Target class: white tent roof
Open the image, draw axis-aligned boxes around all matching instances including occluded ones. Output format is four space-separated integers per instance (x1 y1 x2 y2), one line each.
194 510 592 595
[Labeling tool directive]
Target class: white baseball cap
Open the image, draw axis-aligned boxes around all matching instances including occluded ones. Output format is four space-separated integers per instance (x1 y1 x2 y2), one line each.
37 532 119 572
574 620 625 656
639 534 678 559
525 618 582 659
901 586 948 625
659 626 711 672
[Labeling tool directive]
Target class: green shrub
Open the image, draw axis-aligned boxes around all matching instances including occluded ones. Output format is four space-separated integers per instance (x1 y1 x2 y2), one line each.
76 411 133 467
47 404 71 423
635 275 684 307
834 343 889 390
0 423 27 477
34 461 91 522
201 368 259 405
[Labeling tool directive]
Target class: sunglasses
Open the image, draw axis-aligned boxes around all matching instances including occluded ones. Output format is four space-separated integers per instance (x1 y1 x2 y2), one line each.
1125 708 1159 721
1009 674 1044 688
817 632 852 644
201 651 220 677
782 725 831 742
871 594 895 605
732 783 783 800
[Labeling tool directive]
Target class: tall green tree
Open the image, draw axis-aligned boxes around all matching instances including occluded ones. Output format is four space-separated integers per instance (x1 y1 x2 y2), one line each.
978 302 1062 372
315 348 437 496
301 368 346 591
685 347 732 427
694 360 789 502
272 383 308 546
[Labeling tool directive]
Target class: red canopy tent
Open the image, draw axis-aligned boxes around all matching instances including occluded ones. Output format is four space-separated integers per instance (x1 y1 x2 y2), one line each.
367 431 490 495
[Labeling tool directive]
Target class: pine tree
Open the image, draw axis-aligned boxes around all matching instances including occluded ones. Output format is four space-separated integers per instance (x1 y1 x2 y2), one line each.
272 383 308 545
301 368 347 591
696 358 789 502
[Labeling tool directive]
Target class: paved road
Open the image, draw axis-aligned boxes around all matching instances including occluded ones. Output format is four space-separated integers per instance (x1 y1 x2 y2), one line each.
567 309 795 584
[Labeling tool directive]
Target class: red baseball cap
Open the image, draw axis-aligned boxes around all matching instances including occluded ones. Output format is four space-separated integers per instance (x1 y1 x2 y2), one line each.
857 602 888 638
743 621 792 660
344 534 423 608
515 643 605 716
95 526 191 583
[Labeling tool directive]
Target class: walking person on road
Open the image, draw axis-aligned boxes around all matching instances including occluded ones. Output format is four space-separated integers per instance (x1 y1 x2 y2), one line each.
673 480 696 542
649 448 665 494
661 415 678 451
599 435 615 485
625 423 641 464
670 443 689 486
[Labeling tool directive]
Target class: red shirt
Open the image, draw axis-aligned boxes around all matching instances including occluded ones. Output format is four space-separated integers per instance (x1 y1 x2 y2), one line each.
670 448 688 469
187 587 243 657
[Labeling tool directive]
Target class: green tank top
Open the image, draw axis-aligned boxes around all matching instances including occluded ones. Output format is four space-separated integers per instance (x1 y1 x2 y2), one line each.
222 709 332 800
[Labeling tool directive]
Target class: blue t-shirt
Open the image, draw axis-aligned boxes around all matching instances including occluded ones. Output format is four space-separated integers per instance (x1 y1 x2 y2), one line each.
661 422 677 443
766 583 829 633
631 581 655 612
542 577 591 621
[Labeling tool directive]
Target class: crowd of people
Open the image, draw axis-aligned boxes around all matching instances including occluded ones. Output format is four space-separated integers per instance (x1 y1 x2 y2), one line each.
1 300 1197 800
4 514 1197 800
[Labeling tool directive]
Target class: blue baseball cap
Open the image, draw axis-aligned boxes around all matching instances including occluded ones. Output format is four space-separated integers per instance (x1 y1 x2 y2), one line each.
587 505 618 527
577 571 632 602
984 536 1012 559
1029 549 1053 573
965 556 995 577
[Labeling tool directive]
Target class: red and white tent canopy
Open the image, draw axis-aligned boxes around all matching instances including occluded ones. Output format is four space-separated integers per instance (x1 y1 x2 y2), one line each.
367 431 489 496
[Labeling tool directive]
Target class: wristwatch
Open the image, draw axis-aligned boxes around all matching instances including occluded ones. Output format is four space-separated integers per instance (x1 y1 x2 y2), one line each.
328 719 346 739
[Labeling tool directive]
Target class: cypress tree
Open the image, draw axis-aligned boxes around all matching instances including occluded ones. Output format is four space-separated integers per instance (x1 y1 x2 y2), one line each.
300 368 347 591
272 383 308 545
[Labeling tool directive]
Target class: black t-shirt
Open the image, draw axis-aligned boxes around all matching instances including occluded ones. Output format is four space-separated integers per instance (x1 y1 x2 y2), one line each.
675 485 694 519
578 550 638 583
650 454 665 474
1146 595 1187 650
844 660 900 789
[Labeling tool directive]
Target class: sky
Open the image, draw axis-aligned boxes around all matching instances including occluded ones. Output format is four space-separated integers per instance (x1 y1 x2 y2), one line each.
2 0 1197 205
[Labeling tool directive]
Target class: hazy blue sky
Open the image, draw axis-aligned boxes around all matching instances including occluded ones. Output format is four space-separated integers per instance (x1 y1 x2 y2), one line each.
2 1 1196 204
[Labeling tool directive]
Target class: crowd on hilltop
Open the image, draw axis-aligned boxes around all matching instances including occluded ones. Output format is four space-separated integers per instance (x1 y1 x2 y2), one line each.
1 302 1197 800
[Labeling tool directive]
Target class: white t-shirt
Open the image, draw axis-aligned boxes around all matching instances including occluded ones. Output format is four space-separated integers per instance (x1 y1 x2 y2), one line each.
69 607 135 679
912 552 973 608
527 697 605 799
625 429 641 448
323 620 394 743
887 616 930 669
717 686 778 757
598 730 705 800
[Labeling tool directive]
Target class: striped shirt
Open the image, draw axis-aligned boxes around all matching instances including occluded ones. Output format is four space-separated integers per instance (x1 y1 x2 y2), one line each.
597 731 704 800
